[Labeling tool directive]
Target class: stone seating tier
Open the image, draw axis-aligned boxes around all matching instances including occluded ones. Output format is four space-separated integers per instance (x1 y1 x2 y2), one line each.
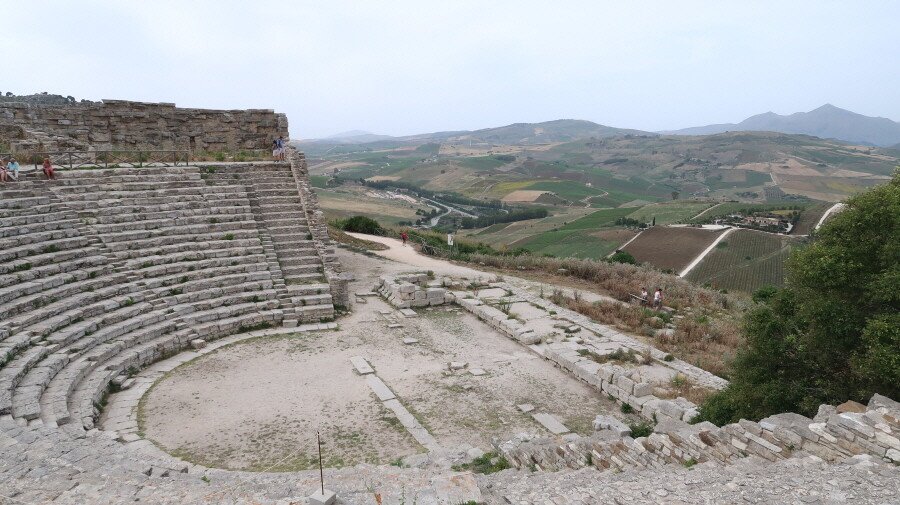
0 164 338 437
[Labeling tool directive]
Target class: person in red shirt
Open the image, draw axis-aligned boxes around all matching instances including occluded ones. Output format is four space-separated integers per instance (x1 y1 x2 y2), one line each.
42 157 56 180
400 231 408 245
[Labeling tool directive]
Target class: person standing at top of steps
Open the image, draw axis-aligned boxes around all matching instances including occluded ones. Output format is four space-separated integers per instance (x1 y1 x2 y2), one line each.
272 138 281 161
273 136 286 161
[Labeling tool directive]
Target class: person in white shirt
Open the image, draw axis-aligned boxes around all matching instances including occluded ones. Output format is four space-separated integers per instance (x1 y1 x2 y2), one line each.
640 287 649 306
653 288 663 309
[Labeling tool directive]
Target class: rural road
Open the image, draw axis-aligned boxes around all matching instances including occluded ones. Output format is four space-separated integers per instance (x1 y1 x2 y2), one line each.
691 202 722 220
420 197 477 228
815 202 845 230
678 227 735 278
344 232 620 305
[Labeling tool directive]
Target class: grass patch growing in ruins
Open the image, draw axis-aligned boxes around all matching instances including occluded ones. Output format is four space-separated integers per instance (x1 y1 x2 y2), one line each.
628 420 654 438
576 347 639 365
452 451 511 474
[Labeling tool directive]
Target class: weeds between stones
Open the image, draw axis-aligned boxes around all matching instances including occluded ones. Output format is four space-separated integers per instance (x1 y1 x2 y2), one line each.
452 452 510 474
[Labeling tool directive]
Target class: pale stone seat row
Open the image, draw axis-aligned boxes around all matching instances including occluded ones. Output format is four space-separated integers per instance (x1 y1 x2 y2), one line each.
2 271 277 419
70 308 282 430
91 211 253 234
93 201 252 225
0 164 344 500
0 168 290 436
0 216 80 240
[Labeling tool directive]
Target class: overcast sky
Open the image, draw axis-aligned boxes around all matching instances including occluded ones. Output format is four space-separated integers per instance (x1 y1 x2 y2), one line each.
3 1 898 138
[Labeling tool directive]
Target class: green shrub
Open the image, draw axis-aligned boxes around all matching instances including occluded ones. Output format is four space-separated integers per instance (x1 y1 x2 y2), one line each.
628 421 653 438
752 285 779 304
609 250 637 265
338 216 385 235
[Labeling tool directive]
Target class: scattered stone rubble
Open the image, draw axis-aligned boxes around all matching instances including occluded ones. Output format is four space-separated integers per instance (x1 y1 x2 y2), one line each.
377 273 455 308
497 394 900 474
387 277 724 426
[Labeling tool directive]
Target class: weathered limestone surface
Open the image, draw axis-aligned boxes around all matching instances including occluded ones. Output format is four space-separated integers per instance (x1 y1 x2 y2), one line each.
496 394 900 474
0 99 288 153
377 273 454 308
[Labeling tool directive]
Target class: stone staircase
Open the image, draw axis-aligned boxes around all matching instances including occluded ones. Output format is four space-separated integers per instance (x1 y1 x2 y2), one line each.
205 163 336 322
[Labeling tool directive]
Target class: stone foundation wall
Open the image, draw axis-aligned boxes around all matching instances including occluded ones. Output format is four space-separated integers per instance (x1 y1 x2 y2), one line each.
0 99 288 153
377 273 454 308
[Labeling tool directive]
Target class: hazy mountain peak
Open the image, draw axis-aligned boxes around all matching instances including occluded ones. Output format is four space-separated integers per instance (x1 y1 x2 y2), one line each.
667 105 900 146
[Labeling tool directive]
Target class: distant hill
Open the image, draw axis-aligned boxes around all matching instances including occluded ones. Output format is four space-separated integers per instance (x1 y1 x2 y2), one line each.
444 119 652 145
318 130 396 144
306 119 653 146
666 105 900 147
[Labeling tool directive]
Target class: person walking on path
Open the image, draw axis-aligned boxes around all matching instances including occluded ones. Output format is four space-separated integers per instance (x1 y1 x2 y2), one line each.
653 288 663 309
400 231 409 246
640 287 649 307
7 158 19 181
42 157 56 180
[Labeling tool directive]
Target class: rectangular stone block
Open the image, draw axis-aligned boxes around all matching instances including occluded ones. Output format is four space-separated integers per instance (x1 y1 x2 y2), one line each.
532 413 570 435
350 356 374 375
365 375 395 401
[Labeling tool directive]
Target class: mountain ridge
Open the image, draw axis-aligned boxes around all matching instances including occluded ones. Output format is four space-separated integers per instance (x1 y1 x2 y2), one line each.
303 119 652 146
664 104 900 147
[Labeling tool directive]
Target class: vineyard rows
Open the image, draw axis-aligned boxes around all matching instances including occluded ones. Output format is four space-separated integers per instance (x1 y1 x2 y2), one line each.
686 229 802 292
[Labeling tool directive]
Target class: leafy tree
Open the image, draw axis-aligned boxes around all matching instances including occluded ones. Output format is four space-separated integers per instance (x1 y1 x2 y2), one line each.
698 169 900 425
609 251 636 265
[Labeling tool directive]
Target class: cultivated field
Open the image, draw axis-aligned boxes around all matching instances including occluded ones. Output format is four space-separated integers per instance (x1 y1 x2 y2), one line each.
458 207 595 248
514 228 633 259
790 202 832 235
317 187 426 226
686 229 800 292
625 200 715 225
621 227 724 272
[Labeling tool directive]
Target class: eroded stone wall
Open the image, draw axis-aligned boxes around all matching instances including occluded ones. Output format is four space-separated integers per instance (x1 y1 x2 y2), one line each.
0 99 288 153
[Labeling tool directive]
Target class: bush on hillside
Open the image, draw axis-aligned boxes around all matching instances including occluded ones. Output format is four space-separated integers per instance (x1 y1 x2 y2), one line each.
697 169 900 425
337 216 385 235
609 251 636 265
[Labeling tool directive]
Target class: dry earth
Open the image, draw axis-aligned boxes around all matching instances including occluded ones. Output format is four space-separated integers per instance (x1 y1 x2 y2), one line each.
139 244 625 472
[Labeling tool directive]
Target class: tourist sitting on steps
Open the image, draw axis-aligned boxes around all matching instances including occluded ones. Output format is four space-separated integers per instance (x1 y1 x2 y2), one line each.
7 158 19 181
0 159 8 183
42 157 56 180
